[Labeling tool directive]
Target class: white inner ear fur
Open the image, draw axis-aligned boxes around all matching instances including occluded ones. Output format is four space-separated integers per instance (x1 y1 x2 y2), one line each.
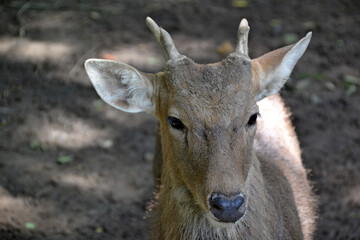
254 32 312 102
85 58 155 113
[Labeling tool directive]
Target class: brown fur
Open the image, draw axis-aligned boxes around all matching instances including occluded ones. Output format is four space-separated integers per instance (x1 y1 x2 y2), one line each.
150 57 316 240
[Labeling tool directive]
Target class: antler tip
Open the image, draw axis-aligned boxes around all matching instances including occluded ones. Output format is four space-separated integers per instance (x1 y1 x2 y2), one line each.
146 17 161 39
235 18 250 56
240 18 248 27
146 17 154 26
145 17 181 61
239 18 250 34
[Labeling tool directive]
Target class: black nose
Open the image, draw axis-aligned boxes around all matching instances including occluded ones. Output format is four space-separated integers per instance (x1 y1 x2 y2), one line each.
209 193 246 223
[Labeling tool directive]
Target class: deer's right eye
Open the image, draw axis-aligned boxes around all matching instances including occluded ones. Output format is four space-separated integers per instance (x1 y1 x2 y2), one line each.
246 113 259 127
168 117 185 130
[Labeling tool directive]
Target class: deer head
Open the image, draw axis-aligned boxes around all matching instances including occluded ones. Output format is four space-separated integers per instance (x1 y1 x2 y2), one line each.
85 17 311 224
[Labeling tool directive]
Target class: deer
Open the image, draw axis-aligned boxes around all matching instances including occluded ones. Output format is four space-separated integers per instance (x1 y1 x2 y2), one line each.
84 17 316 240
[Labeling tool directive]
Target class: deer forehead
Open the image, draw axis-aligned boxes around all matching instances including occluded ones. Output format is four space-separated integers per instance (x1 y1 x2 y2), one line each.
165 56 252 89
161 57 255 128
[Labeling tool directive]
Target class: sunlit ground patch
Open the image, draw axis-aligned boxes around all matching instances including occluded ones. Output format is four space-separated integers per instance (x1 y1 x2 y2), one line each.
14 109 110 149
0 37 74 62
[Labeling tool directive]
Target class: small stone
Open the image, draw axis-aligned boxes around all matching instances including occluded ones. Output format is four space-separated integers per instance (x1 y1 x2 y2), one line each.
100 139 114 149
90 11 101 20
324 82 336 91
302 21 317 30
144 152 154 163
310 94 322 104
295 79 311 92
345 74 360 85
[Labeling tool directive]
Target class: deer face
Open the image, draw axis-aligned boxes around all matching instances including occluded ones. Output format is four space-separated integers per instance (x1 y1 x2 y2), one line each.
157 56 256 223
85 17 311 225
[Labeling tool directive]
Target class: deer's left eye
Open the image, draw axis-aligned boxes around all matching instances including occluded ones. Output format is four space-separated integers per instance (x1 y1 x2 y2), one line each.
246 113 259 127
168 117 185 130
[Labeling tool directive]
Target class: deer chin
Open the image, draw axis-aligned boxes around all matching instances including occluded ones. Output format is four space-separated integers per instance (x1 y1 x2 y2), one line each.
205 210 245 229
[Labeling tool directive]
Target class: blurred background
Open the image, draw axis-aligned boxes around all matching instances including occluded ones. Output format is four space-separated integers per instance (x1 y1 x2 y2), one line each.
0 0 359 239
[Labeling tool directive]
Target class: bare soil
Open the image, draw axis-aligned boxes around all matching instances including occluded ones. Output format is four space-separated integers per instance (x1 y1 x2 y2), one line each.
0 0 359 239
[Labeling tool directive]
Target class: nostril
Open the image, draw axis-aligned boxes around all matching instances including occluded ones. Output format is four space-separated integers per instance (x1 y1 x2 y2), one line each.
209 193 246 223
211 195 227 211
233 195 245 209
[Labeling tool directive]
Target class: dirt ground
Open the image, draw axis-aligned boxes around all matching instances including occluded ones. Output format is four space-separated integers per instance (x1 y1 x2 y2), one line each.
0 0 359 239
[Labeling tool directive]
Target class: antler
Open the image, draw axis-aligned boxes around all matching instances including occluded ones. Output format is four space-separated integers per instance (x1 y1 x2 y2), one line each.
235 18 250 56
146 17 181 61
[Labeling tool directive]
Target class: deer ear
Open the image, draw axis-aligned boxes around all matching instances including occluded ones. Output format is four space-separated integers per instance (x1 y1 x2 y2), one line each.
251 32 312 101
85 59 156 113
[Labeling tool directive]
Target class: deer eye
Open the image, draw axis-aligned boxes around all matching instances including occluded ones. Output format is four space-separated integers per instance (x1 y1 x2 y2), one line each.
246 113 259 127
168 117 185 130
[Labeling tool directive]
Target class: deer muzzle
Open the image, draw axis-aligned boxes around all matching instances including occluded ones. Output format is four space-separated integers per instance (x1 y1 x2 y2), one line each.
209 192 246 223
